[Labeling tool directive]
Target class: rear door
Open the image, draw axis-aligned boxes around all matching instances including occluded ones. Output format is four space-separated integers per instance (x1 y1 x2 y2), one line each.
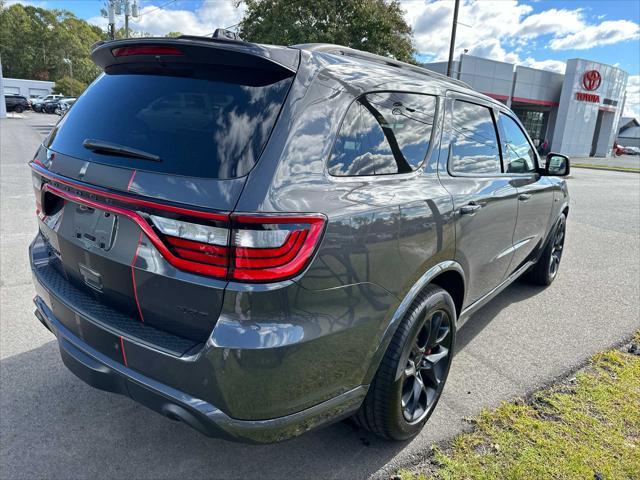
496 112 554 271
437 94 519 305
31 40 297 343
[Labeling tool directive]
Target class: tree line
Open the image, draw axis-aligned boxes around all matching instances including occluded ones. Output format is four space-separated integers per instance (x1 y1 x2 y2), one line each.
1 0 415 96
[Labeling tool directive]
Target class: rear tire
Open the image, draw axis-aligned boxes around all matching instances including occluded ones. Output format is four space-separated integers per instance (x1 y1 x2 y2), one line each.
352 285 456 440
525 213 566 286
14 105 24 113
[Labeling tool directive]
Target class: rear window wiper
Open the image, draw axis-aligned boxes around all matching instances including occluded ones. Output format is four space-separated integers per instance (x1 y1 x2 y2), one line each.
83 139 161 162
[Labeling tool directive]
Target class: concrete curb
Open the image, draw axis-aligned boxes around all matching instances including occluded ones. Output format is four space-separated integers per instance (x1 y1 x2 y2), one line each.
572 164 640 174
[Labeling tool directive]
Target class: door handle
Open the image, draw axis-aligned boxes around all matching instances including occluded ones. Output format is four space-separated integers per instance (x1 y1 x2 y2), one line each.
460 203 482 215
518 193 533 202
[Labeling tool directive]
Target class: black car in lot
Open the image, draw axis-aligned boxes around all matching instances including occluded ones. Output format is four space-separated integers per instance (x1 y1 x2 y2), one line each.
29 34 570 443
5 94 30 113
41 97 75 114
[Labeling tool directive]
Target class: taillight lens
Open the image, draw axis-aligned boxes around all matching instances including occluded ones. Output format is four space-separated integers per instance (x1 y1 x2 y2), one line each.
148 213 326 282
112 45 183 57
150 215 228 245
231 215 326 282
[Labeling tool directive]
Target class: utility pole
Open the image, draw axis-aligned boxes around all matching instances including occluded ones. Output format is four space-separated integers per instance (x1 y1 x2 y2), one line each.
107 0 116 40
446 0 460 78
103 0 138 40
124 0 130 38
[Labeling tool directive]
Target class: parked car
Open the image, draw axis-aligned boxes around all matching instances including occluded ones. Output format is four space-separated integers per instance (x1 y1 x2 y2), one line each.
32 94 64 113
622 145 640 155
29 35 570 444
42 97 72 114
55 97 77 116
4 94 30 113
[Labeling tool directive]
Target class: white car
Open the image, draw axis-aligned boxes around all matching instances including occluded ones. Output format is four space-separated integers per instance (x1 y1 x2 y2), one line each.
622 146 640 155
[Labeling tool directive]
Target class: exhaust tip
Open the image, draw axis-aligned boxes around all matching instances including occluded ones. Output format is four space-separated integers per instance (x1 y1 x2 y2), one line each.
34 309 52 333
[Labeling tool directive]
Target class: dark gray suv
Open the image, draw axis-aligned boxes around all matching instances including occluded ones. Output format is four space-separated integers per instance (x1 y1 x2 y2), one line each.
29 35 570 443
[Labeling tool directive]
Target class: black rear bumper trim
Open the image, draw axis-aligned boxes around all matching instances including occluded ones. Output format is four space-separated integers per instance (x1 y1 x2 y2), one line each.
34 297 367 443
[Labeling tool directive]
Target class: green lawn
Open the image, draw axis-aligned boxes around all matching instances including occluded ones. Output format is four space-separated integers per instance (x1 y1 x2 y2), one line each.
400 332 640 480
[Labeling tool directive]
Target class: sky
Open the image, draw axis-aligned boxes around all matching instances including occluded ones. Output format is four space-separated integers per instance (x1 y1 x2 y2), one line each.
7 0 640 117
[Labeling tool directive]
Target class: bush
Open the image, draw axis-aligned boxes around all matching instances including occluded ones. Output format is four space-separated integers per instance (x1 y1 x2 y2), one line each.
54 76 87 97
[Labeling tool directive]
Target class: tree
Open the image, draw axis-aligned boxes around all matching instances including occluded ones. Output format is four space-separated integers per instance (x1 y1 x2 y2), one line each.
54 76 87 97
0 4 103 84
237 0 415 63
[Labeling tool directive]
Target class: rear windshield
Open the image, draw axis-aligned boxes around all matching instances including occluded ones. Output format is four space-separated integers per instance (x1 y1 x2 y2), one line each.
46 66 293 179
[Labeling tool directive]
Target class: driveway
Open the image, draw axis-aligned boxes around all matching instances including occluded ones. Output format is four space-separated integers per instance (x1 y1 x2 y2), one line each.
1 113 639 480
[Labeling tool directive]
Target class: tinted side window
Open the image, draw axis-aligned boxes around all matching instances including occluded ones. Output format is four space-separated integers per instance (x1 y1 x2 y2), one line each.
328 92 436 176
498 114 537 173
449 100 501 175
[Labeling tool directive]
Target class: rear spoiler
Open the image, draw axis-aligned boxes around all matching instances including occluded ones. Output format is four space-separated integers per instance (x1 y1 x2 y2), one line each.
91 37 299 75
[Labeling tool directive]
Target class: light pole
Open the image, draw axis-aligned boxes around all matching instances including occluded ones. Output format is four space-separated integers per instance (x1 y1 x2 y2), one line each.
62 58 73 78
0 55 7 119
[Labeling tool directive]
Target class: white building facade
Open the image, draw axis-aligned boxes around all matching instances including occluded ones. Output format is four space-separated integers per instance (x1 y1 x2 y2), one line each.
424 55 629 157
3 77 55 99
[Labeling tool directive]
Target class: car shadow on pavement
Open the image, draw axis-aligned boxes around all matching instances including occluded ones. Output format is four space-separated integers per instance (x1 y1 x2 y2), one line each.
0 281 544 480
455 280 547 353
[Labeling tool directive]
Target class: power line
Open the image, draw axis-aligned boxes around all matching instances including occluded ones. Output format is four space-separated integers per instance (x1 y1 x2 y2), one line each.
136 0 180 18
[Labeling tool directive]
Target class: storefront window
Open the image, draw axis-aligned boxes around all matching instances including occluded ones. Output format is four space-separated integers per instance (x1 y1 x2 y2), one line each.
514 110 547 142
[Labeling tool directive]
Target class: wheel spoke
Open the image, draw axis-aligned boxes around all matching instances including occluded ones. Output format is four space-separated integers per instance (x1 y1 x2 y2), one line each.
420 362 440 387
425 346 449 367
426 311 443 348
401 383 413 408
413 374 424 405
425 386 437 406
405 359 417 378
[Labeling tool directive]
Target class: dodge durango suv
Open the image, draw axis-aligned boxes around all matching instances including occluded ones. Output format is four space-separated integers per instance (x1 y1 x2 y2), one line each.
29 34 570 443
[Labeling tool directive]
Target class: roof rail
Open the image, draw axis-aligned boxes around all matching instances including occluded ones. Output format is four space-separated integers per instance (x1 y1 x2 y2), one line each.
292 43 470 89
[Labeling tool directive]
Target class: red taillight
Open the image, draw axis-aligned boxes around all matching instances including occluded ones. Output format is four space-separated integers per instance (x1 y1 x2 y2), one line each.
112 45 183 57
165 236 228 267
32 164 325 283
230 215 325 282
149 213 326 282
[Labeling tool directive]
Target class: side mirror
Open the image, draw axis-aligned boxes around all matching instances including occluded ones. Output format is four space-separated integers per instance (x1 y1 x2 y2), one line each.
545 153 570 176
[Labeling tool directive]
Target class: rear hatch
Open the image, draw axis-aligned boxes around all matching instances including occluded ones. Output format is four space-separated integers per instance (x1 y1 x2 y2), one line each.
31 38 298 345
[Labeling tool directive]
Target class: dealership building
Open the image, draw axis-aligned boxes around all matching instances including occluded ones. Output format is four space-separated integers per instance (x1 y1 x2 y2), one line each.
425 55 629 157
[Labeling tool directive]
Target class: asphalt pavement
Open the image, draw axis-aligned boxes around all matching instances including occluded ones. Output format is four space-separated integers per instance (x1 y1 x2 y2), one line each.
1 112 639 480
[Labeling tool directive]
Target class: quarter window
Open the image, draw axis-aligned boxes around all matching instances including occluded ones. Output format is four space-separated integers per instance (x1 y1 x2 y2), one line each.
498 114 537 173
449 100 501 175
328 92 436 176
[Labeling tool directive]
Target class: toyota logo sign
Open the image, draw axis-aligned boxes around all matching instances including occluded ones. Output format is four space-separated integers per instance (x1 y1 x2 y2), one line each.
582 70 602 91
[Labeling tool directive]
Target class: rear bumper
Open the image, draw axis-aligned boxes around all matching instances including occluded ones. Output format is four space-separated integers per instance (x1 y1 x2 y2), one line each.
33 296 366 443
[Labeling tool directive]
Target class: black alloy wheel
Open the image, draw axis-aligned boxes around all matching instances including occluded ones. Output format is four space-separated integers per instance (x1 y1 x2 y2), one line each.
525 212 567 285
549 215 565 279
352 285 456 440
401 309 453 423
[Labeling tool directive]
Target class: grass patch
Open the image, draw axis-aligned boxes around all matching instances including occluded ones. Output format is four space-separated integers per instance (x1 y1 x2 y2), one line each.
400 332 640 480
572 163 640 173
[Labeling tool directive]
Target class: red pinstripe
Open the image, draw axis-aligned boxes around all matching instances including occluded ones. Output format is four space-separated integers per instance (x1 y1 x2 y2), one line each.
131 231 145 323
126 169 137 192
119 336 128 367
